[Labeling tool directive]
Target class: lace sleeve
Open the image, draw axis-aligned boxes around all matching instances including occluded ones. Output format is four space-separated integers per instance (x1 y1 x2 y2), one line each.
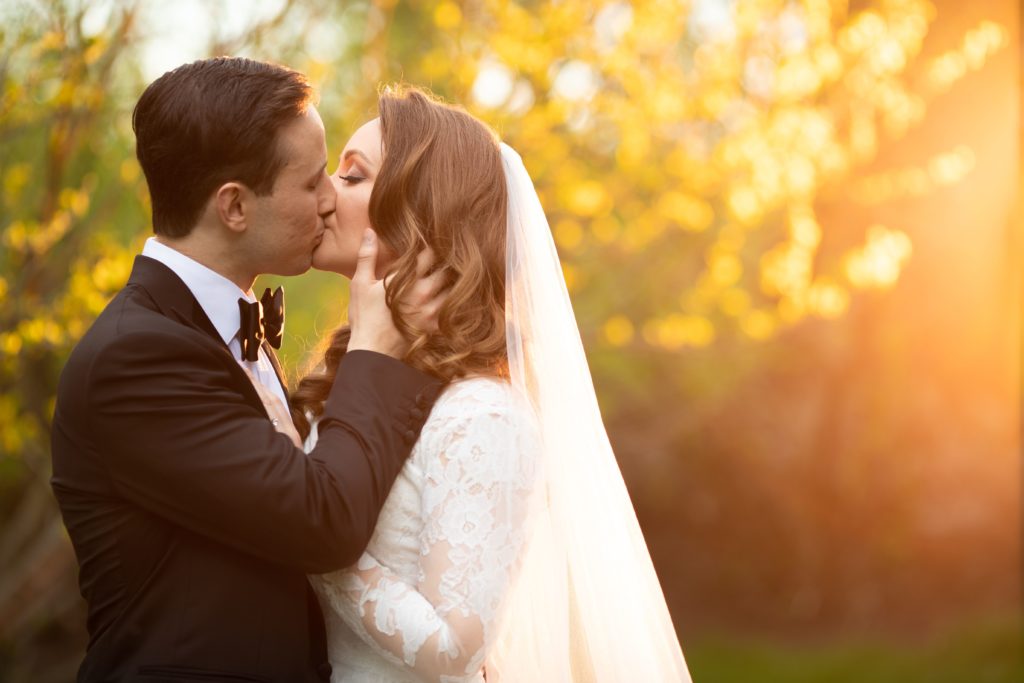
317 388 540 682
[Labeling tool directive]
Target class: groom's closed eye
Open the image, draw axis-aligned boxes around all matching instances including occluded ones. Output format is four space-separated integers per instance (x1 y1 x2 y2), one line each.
307 163 327 190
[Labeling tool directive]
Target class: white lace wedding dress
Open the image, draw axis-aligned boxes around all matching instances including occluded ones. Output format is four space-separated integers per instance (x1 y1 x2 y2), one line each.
305 376 542 683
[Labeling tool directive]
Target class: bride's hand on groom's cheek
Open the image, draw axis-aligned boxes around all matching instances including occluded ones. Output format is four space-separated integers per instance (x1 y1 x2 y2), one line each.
347 229 448 359
396 247 449 336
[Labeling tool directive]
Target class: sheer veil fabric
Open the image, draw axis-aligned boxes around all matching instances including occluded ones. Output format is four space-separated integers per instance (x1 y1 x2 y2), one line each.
487 144 692 682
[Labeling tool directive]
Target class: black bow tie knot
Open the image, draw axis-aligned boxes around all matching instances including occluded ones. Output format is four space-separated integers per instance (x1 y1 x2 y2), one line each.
238 286 284 362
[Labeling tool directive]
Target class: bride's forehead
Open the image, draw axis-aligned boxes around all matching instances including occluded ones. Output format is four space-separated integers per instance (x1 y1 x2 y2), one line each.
344 118 382 157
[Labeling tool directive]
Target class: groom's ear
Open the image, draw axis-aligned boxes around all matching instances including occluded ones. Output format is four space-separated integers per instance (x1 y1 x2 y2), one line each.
214 182 249 234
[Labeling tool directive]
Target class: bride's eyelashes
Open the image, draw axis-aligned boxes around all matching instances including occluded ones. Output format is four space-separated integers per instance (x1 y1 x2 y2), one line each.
336 163 367 184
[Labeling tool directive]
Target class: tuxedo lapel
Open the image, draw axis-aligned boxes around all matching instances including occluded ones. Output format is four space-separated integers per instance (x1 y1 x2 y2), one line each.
262 341 290 400
126 255 269 414
128 255 222 344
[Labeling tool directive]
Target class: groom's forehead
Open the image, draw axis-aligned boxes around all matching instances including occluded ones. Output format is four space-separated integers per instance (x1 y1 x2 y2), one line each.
276 107 326 166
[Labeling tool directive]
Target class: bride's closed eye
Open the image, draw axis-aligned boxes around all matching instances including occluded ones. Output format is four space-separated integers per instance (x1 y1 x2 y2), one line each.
339 174 366 184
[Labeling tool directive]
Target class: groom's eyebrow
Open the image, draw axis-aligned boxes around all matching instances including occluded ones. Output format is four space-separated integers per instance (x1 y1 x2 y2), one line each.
308 161 327 182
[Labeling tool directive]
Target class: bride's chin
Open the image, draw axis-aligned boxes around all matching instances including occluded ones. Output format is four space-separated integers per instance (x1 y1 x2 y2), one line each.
310 250 353 278
310 242 340 274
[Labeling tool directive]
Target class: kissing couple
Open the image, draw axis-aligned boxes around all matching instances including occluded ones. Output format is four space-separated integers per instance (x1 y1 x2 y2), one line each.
51 57 691 682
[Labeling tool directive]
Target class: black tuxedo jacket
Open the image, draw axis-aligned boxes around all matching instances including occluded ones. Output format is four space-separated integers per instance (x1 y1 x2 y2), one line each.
50 255 442 682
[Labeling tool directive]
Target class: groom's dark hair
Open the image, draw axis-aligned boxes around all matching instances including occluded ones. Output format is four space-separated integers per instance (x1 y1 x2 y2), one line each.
133 57 313 238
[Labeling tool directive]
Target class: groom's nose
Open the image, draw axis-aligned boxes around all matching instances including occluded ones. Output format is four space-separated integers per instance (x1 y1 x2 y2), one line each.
317 175 337 219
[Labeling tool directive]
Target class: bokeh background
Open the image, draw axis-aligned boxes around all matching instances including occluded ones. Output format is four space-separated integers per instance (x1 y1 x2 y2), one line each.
0 0 1019 681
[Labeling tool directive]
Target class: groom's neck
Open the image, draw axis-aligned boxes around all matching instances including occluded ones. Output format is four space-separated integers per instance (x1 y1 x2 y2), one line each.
154 234 257 294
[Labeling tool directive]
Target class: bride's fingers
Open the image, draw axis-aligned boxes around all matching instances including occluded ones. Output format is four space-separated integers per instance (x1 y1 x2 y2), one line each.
421 267 449 299
407 286 447 335
415 246 436 278
352 229 379 287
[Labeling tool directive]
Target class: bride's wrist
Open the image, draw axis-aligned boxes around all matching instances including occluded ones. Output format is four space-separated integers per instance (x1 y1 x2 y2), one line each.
347 331 407 358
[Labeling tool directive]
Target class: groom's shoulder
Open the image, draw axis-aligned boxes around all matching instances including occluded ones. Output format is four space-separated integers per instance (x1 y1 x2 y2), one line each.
61 281 211 387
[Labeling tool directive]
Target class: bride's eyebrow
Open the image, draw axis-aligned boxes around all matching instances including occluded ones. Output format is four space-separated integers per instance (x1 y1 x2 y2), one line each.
342 149 372 166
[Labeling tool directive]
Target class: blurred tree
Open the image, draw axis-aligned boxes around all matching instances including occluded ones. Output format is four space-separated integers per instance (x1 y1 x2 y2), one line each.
319 0 1005 354
0 4 145 679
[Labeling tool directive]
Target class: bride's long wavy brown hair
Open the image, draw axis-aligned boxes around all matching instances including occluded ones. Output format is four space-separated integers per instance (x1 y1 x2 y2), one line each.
289 86 508 439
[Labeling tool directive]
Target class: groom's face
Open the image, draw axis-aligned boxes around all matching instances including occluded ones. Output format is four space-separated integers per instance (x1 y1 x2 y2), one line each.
245 105 334 276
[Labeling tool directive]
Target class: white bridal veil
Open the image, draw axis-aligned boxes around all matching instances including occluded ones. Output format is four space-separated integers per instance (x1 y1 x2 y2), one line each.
486 143 692 682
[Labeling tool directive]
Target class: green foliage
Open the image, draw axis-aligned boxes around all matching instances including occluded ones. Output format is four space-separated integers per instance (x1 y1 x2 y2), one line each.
686 616 1023 683
0 3 146 467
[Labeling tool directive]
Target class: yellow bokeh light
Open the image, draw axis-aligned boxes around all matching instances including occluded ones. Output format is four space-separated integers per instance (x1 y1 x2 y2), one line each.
853 146 975 204
0 332 22 356
728 187 760 224
554 218 584 250
658 190 714 232
788 211 822 249
4 163 30 202
561 261 578 291
564 180 610 216
807 279 850 318
784 156 816 195
926 20 1006 92
760 244 812 299
642 314 716 350
91 256 132 292
844 225 913 289
719 288 751 317
928 145 975 185
812 43 844 82
709 252 743 286
778 294 807 323
603 315 635 347
433 1 462 30
616 127 651 169
838 10 886 54
590 215 619 244
868 38 906 74
740 309 777 340
120 158 140 184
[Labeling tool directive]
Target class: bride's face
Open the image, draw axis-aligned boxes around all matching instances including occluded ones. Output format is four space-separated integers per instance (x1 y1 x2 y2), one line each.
312 117 393 277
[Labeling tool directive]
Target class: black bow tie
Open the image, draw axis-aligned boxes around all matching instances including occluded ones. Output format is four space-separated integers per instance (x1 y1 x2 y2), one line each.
237 286 284 362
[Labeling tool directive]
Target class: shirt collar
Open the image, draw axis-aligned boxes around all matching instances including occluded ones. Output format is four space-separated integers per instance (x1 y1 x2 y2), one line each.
141 237 255 346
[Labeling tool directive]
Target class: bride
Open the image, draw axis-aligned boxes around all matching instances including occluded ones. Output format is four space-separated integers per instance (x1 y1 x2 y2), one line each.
266 86 692 682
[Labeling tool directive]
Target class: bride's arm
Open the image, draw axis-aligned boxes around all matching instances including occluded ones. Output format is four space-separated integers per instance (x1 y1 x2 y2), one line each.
316 398 540 681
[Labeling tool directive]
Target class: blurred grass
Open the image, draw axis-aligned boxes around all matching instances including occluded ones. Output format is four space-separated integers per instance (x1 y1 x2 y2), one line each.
686 615 1023 683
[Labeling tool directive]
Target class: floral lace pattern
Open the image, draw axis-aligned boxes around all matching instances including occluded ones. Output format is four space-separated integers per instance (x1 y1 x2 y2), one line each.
312 377 541 683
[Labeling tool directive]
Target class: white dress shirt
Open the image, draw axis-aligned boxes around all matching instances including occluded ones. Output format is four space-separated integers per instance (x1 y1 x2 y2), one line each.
141 237 289 410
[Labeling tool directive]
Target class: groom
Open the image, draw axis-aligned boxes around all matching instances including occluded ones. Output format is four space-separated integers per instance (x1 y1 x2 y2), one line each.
50 58 443 682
